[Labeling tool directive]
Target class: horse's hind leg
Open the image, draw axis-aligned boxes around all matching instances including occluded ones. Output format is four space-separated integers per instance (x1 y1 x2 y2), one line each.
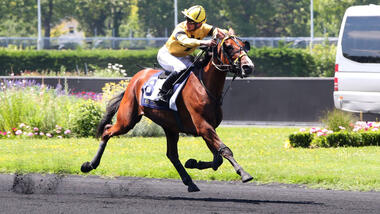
164 128 200 192
185 140 223 171
81 96 142 173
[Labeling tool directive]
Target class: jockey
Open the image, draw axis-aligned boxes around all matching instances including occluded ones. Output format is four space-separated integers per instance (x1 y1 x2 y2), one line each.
156 5 227 103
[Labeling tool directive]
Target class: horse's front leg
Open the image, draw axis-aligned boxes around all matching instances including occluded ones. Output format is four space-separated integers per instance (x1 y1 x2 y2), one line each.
164 128 200 192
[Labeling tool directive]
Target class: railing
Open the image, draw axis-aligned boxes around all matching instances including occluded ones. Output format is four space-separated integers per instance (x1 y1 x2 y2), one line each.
0 37 338 50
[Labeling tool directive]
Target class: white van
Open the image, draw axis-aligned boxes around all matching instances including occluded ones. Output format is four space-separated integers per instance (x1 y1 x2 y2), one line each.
334 4 380 113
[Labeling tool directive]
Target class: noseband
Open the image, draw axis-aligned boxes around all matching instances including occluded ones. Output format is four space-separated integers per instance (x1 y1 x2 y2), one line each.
212 35 248 77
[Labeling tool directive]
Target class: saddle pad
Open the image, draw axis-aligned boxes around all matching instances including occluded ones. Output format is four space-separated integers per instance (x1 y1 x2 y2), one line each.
141 70 191 111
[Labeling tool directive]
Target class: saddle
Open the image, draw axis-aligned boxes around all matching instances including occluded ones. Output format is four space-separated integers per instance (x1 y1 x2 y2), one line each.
141 70 192 111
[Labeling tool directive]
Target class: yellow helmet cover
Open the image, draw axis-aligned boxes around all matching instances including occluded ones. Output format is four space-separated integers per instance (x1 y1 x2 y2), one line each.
181 5 206 23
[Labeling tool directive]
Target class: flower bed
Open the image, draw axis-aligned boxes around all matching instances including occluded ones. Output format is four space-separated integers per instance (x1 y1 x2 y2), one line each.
288 121 380 148
0 79 164 138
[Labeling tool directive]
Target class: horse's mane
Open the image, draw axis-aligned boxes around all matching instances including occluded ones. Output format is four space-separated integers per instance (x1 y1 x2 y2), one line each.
193 47 214 76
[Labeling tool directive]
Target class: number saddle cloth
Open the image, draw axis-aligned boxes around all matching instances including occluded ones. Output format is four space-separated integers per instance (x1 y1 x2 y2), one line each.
141 70 192 111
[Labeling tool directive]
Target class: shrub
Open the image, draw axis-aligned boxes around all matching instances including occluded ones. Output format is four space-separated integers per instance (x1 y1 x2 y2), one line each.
289 132 313 148
0 47 336 77
310 42 336 77
70 99 104 138
320 109 357 132
310 132 362 148
249 46 317 77
290 121 380 148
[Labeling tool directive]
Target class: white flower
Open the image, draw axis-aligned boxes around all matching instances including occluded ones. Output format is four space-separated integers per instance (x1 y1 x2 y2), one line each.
338 126 346 130
19 123 26 128
15 130 22 135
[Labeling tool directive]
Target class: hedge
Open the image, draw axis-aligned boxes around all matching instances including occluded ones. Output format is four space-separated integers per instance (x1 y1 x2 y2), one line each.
0 47 332 77
289 132 380 148
0 49 157 76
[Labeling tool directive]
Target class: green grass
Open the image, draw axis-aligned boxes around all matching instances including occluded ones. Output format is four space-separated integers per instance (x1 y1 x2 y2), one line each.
1 127 380 191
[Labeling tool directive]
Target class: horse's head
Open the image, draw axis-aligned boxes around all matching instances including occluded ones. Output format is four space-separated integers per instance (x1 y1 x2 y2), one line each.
213 35 254 77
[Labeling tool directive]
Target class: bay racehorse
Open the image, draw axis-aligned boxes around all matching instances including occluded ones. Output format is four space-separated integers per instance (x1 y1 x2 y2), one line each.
81 32 255 192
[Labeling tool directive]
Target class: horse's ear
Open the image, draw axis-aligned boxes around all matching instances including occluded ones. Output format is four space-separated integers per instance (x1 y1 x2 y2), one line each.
244 41 251 52
228 28 235 36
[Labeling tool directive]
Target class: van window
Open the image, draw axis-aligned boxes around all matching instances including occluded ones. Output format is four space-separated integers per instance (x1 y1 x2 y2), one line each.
342 16 380 63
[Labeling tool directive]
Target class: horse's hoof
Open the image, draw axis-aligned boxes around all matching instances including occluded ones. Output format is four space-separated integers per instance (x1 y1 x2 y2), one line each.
184 159 197 169
240 170 253 183
81 162 93 173
187 183 200 192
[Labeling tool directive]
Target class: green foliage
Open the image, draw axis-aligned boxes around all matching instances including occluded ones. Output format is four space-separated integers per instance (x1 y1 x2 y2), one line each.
289 132 313 148
0 49 157 76
291 131 380 148
320 109 357 132
0 46 338 77
70 100 103 138
311 42 337 77
249 47 317 77
310 132 362 148
0 81 74 133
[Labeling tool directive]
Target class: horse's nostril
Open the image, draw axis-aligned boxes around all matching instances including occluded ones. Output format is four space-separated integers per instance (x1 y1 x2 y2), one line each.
242 65 253 76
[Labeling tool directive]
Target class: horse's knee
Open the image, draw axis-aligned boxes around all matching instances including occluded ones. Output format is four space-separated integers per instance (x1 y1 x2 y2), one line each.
218 144 233 158
166 153 179 163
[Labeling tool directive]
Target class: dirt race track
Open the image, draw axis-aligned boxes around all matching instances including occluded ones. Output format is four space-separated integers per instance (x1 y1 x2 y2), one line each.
0 173 379 214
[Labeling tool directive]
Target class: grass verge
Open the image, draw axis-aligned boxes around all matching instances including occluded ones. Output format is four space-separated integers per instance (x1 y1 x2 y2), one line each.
1 127 379 191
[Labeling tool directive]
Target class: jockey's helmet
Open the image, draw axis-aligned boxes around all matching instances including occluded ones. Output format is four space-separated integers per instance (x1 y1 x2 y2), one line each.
181 5 206 24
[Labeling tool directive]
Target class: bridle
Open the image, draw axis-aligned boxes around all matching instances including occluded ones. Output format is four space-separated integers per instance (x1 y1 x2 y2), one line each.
211 35 249 78
197 35 251 106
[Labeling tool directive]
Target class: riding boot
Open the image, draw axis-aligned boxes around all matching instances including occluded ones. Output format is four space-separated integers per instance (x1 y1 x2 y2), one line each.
157 71 180 103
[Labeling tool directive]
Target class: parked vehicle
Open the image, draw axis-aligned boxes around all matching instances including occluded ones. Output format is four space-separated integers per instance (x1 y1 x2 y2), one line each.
334 4 380 113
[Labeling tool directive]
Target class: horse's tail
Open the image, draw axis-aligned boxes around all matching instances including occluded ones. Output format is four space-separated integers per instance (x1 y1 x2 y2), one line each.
96 91 125 138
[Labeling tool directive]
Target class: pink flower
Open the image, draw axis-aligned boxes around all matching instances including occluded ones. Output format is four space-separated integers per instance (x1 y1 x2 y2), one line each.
339 126 346 130
19 123 26 128
64 130 71 135
27 132 34 137
299 128 306 132
317 132 324 137
33 127 39 131
310 128 317 134
15 130 22 135
46 133 52 138
39 132 45 136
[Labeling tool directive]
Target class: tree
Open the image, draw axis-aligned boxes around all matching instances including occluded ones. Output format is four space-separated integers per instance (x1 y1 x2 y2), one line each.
107 0 132 37
74 0 110 36
137 0 174 37
41 0 75 48
0 0 36 37
314 0 380 37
